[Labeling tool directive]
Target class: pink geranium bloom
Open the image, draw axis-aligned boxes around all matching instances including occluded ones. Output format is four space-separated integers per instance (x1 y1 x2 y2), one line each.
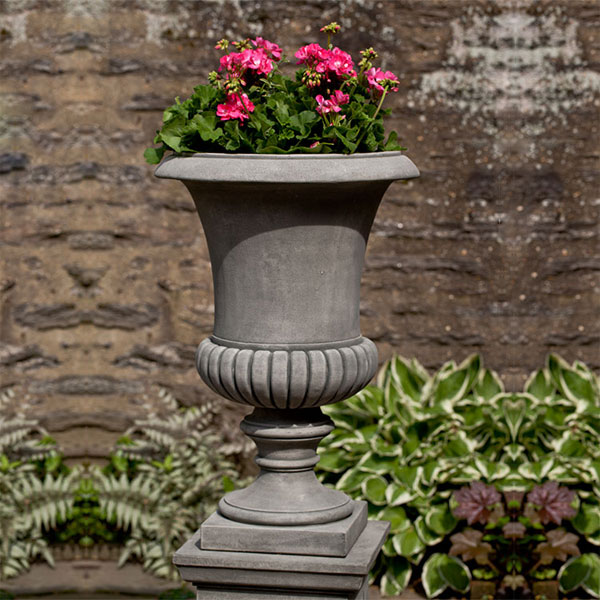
240 48 274 75
324 47 355 77
366 67 399 92
219 52 243 73
315 94 340 115
297 45 355 82
219 49 274 77
295 43 325 64
252 37 282 60
332 89 350 105
216 93 255 121
315 89 350 116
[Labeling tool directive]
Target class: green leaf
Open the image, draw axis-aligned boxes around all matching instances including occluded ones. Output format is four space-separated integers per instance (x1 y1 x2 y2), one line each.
438 555 471 593
386 482 415 506
391 525 426 558
475 457 510 481
474 369 503 401
191 113 222 142
558 555 593 593
549 354 596 404
422 553 448 598
572 502 600 536
383 130 401 151
222 475 235 493
359 452 397 475
111 454 128 473
144 146 165 164
361 475 388 506
331 127 357 153
378 505 411 534
392 465 421 489
318 448 352 473
380 558 412 596
415 515 443 546
425 503 458 536
525 369 554 401
192 84 219 109
389 356 425 402
582 553 600 597
335 466 370 492
518 457 554 481
433 355 480 406
157 116 188 152
501 397 526 441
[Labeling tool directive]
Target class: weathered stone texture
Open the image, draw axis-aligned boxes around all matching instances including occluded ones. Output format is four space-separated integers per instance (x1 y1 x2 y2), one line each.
1 0 598 462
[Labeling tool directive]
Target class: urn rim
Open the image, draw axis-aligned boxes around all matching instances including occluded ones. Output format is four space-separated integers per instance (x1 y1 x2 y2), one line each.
154 151 420 184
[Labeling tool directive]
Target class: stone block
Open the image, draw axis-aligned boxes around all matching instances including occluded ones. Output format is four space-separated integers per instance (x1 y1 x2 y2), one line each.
174 521 389 600
200 502 367 558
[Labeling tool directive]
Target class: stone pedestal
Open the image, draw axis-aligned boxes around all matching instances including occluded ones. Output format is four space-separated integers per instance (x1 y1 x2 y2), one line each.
174 521 389 599
173 406 390 598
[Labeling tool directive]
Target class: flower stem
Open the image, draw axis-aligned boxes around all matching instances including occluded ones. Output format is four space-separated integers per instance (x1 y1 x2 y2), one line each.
354 89 387 150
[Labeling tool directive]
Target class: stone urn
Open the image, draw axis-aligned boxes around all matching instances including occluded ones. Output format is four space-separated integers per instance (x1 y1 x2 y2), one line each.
155 152 419 599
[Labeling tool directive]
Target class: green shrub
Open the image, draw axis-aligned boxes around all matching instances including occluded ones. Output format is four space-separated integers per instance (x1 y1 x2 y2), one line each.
93 391 240 579
0 392 75 580
317 354 599 596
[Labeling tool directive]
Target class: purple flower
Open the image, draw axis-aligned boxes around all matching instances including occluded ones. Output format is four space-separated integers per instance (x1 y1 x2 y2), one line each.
526 482 576 525
453 481 502 525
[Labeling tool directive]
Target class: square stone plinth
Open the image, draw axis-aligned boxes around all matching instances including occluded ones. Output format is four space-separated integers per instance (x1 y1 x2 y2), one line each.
200 502 367 557
174 520 389 600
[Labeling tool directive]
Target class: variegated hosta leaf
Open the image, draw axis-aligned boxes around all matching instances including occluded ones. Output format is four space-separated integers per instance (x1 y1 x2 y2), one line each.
380 557 412 596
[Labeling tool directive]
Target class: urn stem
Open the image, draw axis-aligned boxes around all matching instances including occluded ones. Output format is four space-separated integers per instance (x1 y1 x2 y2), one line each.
217 407 354 526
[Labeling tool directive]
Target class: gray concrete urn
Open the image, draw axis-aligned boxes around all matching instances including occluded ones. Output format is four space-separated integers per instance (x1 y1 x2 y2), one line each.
155 152 419 599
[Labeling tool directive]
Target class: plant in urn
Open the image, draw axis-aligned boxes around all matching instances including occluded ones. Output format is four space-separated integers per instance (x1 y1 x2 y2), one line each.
147 23 419 599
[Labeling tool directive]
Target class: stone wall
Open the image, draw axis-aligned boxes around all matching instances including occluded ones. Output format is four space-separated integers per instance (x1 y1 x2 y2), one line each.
1 0 598 461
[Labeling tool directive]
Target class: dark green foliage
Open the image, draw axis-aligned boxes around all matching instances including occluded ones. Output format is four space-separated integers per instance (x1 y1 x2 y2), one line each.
145 76 405 163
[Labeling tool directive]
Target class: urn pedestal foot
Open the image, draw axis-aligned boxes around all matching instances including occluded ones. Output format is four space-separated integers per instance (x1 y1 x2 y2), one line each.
174 521 389 600
217 407 354 527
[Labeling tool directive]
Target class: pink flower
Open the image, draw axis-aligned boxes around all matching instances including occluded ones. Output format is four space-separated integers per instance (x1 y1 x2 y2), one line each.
295 43 325 64
453 481 502 525
315 90 349 116
219 49 274 77
219 52 243 74
324 47 355 77
332 89 350 106
366 67 399 92
216 93 255 121
240 48 273 75
252 37 282 60
315 94 340 115
296 45 356 83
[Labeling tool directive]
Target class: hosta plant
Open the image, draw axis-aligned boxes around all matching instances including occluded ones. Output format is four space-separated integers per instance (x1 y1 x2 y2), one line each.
316 354 599 596
145 22 405 163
